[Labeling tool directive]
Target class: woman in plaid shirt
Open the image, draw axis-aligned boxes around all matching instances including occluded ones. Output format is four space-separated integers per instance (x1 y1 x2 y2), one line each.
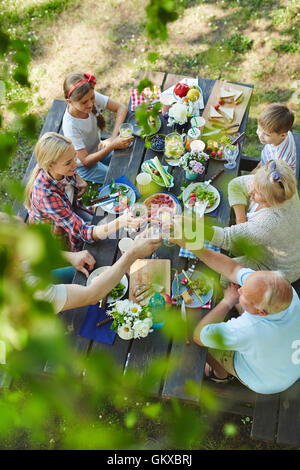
24 132 141 252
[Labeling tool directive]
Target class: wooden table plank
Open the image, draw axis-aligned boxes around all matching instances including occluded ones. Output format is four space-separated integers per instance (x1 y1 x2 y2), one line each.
277 379 300 447
251 393 280 443
87 71 166 364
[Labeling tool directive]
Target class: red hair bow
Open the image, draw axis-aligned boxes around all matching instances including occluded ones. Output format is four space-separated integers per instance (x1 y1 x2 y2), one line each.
84 72 96 85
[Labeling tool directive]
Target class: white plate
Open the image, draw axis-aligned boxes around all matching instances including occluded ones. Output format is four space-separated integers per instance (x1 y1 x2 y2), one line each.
182 182 221 214
86 266 128 304
96 183 136 215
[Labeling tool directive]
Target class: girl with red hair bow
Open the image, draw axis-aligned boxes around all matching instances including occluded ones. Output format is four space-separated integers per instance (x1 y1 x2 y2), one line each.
62 72 133 183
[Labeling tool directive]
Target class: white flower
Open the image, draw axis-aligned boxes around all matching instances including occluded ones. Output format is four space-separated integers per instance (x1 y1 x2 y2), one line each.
130 303 142 316
168 102 188 125
133 318 153 339
115 299 130 314
117 324 134 340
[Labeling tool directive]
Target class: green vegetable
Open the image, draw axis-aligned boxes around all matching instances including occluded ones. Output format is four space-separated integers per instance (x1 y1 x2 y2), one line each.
194 186 216 207
143 157 172 187
109 283 126 299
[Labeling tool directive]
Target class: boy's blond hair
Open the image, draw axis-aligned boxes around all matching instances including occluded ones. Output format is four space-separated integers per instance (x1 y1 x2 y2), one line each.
254 160 297 207
258 104 294 134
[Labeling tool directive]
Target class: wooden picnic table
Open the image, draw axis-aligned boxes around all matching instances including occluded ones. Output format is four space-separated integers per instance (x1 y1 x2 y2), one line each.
11 70 300 447
60 71 253 398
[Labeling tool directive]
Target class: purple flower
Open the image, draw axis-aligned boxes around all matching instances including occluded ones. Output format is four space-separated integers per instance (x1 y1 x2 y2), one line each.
190 161 205 174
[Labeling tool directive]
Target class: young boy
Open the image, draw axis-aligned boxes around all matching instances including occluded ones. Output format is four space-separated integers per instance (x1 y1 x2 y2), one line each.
255 103 296 174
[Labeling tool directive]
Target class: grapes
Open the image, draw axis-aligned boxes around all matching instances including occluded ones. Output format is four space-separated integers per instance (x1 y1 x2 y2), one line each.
151 135 165 151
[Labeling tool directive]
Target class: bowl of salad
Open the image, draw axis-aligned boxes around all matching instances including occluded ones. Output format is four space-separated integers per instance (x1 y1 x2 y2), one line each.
87 266 128 303
182 182 220 214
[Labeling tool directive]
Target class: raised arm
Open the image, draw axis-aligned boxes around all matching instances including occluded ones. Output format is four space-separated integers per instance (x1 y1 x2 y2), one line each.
61 233 162 310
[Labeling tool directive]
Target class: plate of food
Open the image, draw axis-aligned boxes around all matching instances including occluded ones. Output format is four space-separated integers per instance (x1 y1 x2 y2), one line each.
182 182 220 214
172 270 213 308
205 135 239 161
128 113 161 138
96 182 136 215
144 192 181 221
87 266 128 304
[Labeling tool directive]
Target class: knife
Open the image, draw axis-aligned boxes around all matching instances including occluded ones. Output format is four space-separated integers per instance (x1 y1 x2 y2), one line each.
91 188 129 205
202 123 240 137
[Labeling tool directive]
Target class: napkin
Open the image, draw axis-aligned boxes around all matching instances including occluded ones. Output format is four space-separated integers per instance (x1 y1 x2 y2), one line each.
162 77 204 113
179 241 221 260
130 86 161 112
78 304 116 344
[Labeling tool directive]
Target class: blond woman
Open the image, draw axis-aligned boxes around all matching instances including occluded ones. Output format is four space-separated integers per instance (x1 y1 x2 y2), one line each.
24 132 141 252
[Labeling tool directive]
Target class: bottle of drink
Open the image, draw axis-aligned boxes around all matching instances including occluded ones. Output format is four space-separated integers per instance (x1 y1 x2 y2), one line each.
149 292 166 329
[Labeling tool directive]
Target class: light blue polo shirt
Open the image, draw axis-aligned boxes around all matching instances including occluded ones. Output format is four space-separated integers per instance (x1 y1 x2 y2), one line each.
200 268 300 394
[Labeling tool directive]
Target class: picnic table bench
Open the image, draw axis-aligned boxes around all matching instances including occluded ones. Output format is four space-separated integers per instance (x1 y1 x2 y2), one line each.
11 71 300 448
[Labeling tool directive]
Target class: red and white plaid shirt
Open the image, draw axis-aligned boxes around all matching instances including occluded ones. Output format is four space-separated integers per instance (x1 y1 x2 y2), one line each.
28 169 95 252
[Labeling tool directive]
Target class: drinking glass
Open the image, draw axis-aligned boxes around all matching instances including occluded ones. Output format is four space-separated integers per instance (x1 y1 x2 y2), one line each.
119 123 134 148
119 123 133 138
124 202 148 235
136 173 152 196
223 144 239 170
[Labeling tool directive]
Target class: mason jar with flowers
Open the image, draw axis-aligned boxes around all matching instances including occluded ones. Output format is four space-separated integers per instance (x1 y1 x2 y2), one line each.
178 148 209 181
105 299 153 340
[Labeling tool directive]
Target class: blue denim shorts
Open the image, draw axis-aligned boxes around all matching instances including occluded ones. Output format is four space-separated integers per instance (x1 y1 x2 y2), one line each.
77 151 113 183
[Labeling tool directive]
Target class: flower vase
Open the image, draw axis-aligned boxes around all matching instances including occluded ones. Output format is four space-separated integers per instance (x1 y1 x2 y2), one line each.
185 169 198 181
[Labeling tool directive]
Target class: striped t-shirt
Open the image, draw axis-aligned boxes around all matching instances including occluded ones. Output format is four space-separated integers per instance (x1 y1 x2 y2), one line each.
261 131 296 175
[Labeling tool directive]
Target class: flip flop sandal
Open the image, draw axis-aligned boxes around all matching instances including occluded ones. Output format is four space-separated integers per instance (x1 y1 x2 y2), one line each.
205 366 233 384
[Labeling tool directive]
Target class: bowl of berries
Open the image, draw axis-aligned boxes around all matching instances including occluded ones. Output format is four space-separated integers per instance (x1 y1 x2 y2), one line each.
145 134 166 153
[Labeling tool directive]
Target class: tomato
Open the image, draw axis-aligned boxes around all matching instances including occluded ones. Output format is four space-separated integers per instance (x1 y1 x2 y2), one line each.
114 205 122 213
214 104 220 110
189 192 196 198
174 82 190 98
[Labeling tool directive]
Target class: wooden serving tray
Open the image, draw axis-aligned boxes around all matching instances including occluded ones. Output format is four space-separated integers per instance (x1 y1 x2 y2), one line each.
129 259 171 304
202 80 253 133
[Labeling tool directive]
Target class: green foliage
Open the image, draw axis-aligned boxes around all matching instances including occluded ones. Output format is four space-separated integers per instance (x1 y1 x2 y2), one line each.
223 33 253 54
145 0 179 41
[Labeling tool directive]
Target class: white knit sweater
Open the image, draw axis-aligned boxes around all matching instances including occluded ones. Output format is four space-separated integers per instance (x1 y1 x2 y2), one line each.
211 175 300 283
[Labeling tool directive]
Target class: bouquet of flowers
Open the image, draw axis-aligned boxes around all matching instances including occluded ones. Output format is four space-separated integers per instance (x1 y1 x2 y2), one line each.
167 102 189 126
178 148 209 175
106 299 153 340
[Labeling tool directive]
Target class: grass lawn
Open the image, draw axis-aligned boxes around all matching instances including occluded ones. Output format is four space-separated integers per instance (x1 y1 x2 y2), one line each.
1 0 300 450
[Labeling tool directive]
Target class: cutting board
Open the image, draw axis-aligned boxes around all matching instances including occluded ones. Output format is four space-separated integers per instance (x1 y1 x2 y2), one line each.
129 259 171 303
202 80 253 133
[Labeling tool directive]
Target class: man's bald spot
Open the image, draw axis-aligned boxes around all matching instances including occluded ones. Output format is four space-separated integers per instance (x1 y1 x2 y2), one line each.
243 271 292 313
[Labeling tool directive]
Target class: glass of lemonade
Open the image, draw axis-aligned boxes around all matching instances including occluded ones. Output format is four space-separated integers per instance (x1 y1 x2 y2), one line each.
164 132 186 166
119 123 134 138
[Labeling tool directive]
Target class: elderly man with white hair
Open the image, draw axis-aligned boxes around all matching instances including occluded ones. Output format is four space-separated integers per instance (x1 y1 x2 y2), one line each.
170 227 300 394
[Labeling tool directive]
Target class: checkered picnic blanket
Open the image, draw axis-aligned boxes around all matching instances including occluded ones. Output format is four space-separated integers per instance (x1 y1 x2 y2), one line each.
178 241 221 309
130 85 161 111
